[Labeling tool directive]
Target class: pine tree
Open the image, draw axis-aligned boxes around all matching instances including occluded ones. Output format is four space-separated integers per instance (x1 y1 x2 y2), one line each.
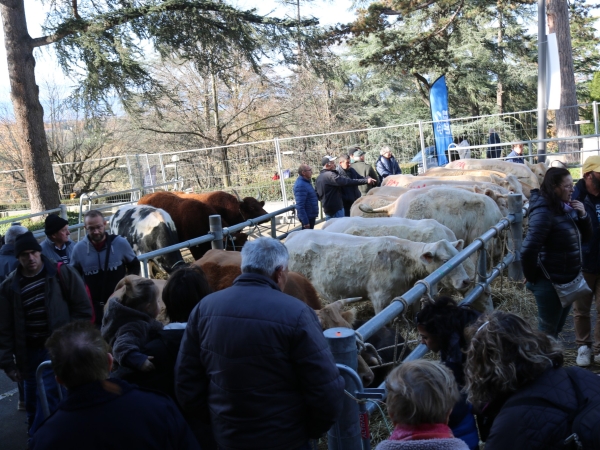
0 0 319 212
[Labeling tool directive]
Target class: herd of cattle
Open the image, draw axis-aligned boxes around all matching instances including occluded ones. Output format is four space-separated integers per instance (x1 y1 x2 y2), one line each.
105 158 548 386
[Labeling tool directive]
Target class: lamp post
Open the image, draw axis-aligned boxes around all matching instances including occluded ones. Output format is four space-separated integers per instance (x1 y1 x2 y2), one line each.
537 0 547 163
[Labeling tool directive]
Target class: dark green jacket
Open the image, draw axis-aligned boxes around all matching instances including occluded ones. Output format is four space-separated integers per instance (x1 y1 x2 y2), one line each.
0 255 92 374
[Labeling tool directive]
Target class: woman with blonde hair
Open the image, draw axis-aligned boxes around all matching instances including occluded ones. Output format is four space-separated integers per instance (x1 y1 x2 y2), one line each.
376 359 468 450
464 311 600 450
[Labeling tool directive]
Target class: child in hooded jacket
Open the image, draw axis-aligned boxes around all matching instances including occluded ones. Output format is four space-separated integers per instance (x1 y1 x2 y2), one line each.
101 276 163 372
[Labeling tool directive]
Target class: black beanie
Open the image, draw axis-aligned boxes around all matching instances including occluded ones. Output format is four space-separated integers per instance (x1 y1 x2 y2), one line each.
45 214 69 236
14 231 42 258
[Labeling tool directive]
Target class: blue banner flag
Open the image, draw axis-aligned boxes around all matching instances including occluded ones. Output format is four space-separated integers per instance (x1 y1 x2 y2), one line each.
429 75 452 166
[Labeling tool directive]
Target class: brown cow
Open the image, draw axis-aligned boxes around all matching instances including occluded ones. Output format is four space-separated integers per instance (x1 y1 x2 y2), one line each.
138 192 248 259
194 249 321 309
174 190 268 225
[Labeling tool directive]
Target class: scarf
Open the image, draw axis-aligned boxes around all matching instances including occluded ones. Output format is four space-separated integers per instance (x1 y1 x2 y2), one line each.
390 423 454 441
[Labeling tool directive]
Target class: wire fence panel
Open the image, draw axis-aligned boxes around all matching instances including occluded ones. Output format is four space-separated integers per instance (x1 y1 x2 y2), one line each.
1 104 599 213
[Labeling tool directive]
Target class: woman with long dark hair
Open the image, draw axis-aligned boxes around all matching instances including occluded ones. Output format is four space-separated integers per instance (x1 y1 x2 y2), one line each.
464 311 600 449
416 297 480 449
521 167 591 336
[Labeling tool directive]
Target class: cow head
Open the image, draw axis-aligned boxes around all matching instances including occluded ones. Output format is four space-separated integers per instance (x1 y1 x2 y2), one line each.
241 198 268 222
472 186 509 216
490 174 525 198
224 232 249 251
231 189 267 223
315 300 375 387
420 240 471 292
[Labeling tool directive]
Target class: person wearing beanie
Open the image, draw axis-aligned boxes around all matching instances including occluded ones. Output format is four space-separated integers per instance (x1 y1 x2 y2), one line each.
40 214 73 264
0 223 29 282
0 231 92 437
0 223 29 412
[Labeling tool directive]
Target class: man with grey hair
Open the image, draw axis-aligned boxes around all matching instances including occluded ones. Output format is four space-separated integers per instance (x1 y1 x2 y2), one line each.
176 237 344 450
376 145 401 180
0 223 29 281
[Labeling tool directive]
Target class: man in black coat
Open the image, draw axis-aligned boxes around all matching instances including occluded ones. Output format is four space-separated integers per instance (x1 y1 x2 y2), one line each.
572 155 600 366
337 154 365 216
30 321 198 450
175 237 345 450
316 155 376 220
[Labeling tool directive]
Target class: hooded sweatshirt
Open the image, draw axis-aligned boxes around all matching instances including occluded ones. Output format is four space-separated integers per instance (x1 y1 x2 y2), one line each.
70 234 140 321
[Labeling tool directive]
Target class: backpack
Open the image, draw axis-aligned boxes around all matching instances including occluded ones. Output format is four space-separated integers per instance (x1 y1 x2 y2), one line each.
56 261 96 324
503 367 600 450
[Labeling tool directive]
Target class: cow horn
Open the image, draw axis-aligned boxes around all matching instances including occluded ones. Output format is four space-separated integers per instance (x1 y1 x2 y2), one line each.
232 189 242 203
338 297 363 305
256 190 262 201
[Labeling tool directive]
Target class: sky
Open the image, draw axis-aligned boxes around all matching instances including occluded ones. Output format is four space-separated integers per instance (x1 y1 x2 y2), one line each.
0 1 358 107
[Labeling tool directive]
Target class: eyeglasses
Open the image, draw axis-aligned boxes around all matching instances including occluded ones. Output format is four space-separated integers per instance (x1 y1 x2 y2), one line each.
561 184 574 190
304 169 313 172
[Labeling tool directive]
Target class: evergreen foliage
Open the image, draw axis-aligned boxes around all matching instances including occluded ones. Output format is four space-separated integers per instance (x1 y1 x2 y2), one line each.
38 1 323 110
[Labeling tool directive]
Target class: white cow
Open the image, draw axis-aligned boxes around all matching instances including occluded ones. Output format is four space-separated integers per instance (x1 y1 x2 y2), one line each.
349 195 400 218
424 167 534 198
321 216 490 311
322 216 458 242
366 186 408 197
285 230 471 313
446 159 542 189
358 187 505 261
382 172 524 198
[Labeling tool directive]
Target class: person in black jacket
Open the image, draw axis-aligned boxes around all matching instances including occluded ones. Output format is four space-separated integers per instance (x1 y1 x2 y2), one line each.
71 210 140 326
416 297 480 450
464 311 600 450
521 167 592 337
571 155 600 366
337 154 365 216
316 155 376 220
175 237 345 450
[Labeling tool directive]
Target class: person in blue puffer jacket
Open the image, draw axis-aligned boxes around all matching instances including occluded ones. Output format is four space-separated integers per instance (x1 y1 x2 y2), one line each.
376 145 401 179
293 164 319 229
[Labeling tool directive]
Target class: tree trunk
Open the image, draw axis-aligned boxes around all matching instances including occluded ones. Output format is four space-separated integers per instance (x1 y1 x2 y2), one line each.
547 0 580 159
210 69 230 187
0 1 59 212
497 1 504 114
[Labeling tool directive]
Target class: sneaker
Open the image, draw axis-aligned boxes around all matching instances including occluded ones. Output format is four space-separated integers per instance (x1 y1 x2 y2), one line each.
577 345 592 367
17 400 25 411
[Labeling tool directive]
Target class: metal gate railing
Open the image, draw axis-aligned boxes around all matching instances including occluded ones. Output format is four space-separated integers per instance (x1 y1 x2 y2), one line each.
324 193 524 449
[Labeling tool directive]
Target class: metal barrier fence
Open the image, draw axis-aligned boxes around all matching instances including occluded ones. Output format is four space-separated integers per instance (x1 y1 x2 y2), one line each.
135 205 303 277
2 102 599 210
35 195 523 449
0 204 68 228
323 194 524 449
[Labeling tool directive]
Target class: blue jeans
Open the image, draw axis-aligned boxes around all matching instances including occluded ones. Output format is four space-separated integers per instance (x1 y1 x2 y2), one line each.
325 208 344 221
24 347 65 436
526 278 571 337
